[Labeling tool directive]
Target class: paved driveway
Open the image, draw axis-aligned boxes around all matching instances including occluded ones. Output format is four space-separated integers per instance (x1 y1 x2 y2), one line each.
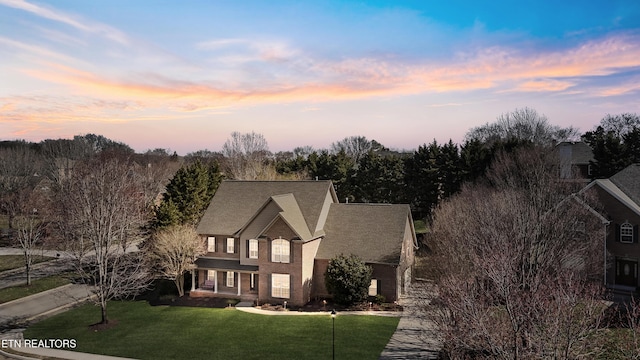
0 284 94 327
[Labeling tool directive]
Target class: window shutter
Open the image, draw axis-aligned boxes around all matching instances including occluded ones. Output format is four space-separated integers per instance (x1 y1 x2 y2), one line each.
634 225 639 243
246 240 249 258
615 224 621 242
377 280 381 295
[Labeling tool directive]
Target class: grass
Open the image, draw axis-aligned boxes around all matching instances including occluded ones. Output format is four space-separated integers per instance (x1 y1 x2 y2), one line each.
0 274 71 304
25 301 400 360
0 255 55 272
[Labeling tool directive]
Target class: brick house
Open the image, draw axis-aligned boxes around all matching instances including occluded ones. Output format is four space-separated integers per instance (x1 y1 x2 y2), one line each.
581 164 640 291
190 180 418 306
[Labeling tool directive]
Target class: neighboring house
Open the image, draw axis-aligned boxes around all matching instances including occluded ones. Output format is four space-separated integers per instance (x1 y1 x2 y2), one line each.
581 164 640 292
191 180 418 306
557 141 594 180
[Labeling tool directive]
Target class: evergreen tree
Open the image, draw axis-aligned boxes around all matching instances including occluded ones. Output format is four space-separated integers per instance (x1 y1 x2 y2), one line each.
325 254 372 306
353 151 405 203
153 160 223 229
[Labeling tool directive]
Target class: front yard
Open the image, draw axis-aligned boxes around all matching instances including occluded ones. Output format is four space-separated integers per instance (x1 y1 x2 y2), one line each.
24 300 399 360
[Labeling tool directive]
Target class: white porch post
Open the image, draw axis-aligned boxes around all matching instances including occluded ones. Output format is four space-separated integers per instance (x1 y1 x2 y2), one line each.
191 269 196 292
237 272 242 295
214 270 218 293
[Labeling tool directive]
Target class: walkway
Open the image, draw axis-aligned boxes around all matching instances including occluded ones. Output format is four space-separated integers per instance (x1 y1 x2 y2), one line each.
379 282 442 359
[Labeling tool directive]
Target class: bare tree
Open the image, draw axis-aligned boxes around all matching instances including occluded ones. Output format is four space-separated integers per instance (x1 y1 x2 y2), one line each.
330 135 372 164
427 147 606 359
0 146 43 229
57 154 151 324
221 131 272 180
149 224 205 297
466 107 579 146
13 189 49 286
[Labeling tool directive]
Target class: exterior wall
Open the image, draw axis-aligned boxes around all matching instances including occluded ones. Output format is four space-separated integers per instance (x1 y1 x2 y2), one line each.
201 235 240 260
301 238 322 303
592 186 640 287
257 218 305 306
311 259 400 302
239 201 282 266
397 216 416 296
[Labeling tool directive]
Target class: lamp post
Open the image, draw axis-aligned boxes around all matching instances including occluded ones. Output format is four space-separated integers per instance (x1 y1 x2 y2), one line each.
331 309 336 360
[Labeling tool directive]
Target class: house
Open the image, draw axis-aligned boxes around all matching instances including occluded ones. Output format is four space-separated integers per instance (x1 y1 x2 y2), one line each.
556 141 594 180
581 164 640 292
190 180 418 306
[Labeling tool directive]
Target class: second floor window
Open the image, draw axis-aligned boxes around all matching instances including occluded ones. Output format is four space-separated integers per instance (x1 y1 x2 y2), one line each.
249 239 258 259
227 237 235 253
207 237 215 252
271 238 290 263
621 223 634 243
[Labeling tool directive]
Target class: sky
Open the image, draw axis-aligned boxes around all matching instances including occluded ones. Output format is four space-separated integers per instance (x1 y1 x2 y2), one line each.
1 0 640 154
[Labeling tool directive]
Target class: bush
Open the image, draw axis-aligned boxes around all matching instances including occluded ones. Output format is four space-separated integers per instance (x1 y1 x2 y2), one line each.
324 254 372 306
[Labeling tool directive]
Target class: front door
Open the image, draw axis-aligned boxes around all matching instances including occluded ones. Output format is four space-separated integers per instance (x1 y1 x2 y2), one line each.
616 259 638 287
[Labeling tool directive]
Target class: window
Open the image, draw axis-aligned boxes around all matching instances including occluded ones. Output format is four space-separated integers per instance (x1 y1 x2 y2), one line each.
621 223 634 243
249 239 258 259
226 272 234 287
227 238 235 253
207 270 215 280
207 237 216 252
368 279 378 296
272 274 290 298
271 238 290 263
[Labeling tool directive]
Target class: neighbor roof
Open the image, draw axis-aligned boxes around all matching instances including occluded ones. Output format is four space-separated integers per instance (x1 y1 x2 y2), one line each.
556 141 594 164
197 180 336 236
316 203 413 265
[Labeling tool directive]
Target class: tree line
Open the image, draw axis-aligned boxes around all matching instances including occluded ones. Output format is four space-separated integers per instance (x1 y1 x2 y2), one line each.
1 108 638 326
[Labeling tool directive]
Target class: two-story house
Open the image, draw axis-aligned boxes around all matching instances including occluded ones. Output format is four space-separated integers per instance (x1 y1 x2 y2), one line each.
581 164 640 291
189 180 417 306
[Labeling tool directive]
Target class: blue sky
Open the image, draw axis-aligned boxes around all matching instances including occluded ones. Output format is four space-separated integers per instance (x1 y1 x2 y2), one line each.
1 0 640 154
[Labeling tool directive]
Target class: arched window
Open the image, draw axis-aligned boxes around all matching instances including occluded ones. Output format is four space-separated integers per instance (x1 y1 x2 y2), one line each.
271 238 290 263
621 222 634 243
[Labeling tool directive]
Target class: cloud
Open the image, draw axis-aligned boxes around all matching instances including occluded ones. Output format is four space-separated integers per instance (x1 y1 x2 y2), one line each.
0 0 130 44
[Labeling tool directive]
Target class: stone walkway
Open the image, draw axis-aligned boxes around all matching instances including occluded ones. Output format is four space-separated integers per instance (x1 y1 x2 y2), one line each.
379 282 442 359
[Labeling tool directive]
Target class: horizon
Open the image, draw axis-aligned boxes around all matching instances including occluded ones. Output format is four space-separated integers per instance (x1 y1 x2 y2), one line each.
2 1 640 155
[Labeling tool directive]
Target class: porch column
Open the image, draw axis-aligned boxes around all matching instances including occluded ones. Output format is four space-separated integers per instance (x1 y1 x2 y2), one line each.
237 272 242 295
191 269 196 292
214 270 218 293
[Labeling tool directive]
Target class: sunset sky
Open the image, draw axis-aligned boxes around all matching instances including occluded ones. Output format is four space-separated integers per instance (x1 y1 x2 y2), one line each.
1 0 640 154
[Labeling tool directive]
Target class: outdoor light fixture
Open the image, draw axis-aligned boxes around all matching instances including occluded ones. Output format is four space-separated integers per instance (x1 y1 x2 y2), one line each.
331 309 336 360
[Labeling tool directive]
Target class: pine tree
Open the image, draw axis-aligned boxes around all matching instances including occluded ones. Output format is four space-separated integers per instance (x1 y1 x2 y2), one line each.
153 160 223 229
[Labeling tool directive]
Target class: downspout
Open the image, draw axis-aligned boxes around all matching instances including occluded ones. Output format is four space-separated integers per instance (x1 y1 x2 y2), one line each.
603 222 610 286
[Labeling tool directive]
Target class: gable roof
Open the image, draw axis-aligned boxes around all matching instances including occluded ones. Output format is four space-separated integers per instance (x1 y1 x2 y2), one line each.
316 203 414 265
610 164 640 206
196 180 336 236
583 179 640 219
263 193 313 240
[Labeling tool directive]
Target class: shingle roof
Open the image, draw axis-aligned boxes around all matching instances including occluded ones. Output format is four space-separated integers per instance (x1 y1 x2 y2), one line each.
610 164 640 206
195 258 259 272
196 180 335 236
316 203 413 265
556 141 594 164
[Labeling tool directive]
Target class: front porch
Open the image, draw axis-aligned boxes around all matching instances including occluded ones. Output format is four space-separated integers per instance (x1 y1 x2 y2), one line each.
190 258 259 302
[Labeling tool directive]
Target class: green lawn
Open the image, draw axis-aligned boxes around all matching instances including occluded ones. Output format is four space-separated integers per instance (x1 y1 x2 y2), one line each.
0 274 71 304
0 255 55 272
25 301 399 360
